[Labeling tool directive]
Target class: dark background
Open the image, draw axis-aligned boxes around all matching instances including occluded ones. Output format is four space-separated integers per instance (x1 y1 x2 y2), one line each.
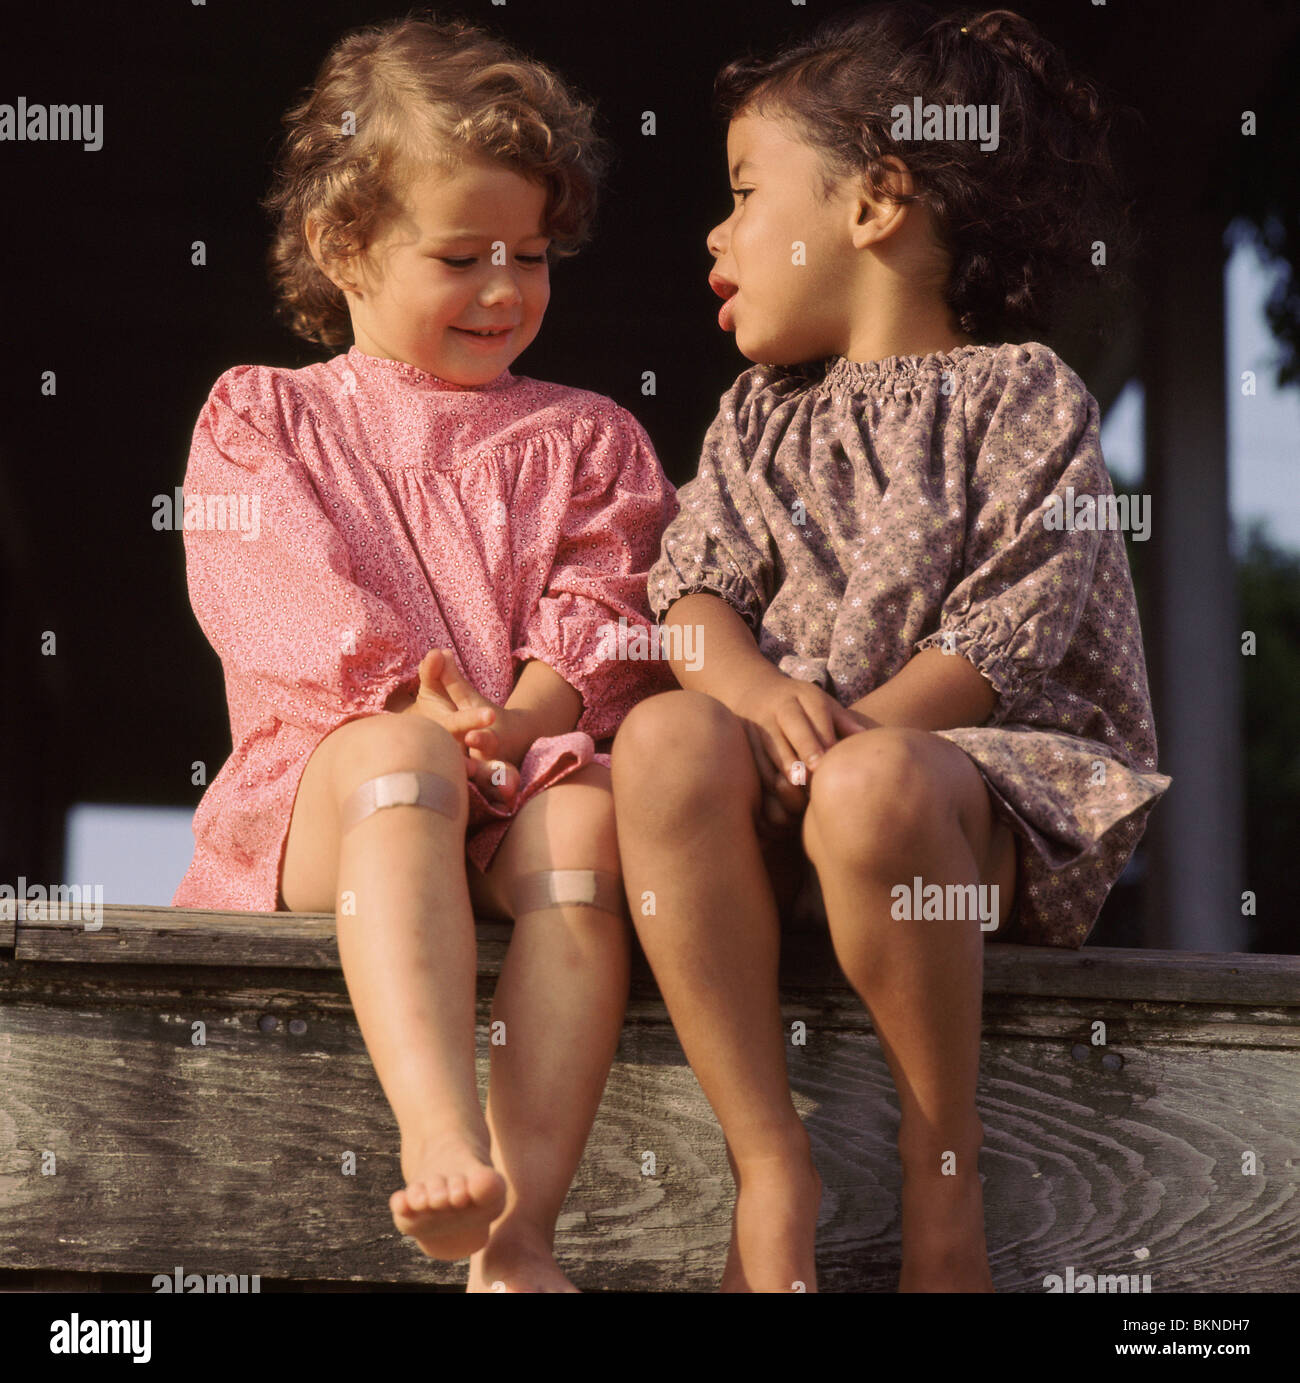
2 0 1298 947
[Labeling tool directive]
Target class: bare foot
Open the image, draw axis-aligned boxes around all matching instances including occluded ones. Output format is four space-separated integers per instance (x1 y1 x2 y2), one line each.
897 1158 994 1292
390 1133 507 1260
720 1153 822 1293
467 1225 579 1293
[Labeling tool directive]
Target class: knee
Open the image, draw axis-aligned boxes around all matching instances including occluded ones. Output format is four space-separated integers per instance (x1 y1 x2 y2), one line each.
541 766 620 869
323 711 467 807
612 690 754 814
806 727 954 866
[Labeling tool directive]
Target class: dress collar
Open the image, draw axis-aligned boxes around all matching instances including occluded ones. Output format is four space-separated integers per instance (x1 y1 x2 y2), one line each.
823 344 997 391
344 345 513 393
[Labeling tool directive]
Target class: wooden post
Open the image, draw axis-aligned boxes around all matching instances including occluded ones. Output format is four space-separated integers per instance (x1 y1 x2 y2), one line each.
1142 209 1245 950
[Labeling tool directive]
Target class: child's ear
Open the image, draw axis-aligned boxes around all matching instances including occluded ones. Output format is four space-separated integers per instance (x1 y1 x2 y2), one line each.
851 157 913 249
305 214 360 294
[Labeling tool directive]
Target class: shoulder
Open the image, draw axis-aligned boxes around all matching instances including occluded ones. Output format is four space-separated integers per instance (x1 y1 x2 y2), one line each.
961 341 1098 452
204 358 325 420
715 361 819 450
967 341 1094 413
964 343 1105 488
503 374 657 459
724 359 818 428
196 357 345 473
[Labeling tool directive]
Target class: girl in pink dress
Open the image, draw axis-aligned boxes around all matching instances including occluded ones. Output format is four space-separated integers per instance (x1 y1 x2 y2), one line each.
172 15 676 1289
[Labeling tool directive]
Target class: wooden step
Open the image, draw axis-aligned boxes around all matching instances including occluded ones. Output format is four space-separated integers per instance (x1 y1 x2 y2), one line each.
1 905 1297 1291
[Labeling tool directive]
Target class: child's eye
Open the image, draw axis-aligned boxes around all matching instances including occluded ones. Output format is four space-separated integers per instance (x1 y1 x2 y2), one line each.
438 254 549 268
730 187 753 201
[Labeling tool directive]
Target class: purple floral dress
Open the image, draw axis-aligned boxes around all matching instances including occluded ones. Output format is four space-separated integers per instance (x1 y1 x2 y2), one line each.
648 342 1171 948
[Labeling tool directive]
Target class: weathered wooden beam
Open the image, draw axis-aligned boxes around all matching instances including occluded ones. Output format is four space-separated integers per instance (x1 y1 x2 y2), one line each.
1 909 1297 1292
11 904 1300 1007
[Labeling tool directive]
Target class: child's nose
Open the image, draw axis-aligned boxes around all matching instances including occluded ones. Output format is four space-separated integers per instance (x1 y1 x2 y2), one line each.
706 218 730 258
480 271 525 305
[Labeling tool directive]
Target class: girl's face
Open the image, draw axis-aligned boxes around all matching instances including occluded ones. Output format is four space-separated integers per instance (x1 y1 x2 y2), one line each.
334 157 551 385
707 111 863 367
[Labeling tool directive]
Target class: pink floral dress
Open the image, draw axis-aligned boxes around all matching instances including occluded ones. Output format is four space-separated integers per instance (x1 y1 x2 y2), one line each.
173 346 677 913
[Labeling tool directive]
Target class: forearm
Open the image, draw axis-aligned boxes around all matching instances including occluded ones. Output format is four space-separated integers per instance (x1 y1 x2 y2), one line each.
849 647 995 731
662 592 784 712
499 658 583 762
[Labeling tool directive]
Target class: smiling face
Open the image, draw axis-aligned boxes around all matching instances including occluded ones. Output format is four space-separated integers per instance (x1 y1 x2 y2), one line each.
706 110 867 366
316 156 552 385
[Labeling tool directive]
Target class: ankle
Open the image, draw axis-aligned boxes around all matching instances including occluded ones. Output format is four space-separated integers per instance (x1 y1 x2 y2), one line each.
484 1213 556 1254
898 1115 984 1177
401 1120 491 1161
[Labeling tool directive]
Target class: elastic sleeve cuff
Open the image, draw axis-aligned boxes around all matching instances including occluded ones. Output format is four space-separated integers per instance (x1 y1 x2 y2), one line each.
650 571 765 638
509 641 606 741
913 626 1029 726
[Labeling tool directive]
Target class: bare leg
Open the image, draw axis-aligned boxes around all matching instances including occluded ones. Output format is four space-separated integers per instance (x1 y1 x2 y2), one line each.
465 765 630 1293
612 690 821 1293
801 726 1017 1293
280 712 505 1259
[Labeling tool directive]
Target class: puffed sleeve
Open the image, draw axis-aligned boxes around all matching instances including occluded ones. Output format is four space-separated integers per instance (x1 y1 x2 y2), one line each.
511 402 678 742
913 350 1106 726
181 367 419 738
647 371 777 635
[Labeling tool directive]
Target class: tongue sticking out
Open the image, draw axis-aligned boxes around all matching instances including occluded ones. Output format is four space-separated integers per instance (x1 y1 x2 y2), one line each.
718 294 737 332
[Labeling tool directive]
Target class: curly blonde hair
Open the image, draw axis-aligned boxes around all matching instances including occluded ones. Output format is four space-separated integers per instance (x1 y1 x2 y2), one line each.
262 10 612 349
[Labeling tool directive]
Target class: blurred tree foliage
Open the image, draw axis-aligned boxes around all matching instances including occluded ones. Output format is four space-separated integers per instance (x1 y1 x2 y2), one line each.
1214 26 1300 388
1236 522 1300 953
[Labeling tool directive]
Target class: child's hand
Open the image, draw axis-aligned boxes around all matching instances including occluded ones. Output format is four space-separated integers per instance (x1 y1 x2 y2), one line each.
733 671 870 829
413 649 520 805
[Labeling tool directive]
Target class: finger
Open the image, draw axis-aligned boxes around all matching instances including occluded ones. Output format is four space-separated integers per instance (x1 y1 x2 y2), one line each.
435 706 496 737
464 726 501 759
742 741 787 831
436 648 490 710
831 703 873 739
757 718 799 785
419 648 444 688
466 752 518 802
416 650 455 707
800 691 840 755
755 716 809 808
743 721 782 797
745 723 804 816
776 700 830 776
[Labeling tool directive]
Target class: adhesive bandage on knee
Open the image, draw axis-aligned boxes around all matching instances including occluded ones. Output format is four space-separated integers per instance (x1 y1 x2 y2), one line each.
510 870 624 918
340 771 459 834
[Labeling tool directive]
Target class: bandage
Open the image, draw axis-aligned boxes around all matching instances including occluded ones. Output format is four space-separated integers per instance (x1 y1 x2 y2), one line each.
510 870 624 918
340 771 459 833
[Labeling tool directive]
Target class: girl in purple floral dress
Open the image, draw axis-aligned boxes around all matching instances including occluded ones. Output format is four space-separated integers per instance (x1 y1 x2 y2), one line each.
612 4 1170 1292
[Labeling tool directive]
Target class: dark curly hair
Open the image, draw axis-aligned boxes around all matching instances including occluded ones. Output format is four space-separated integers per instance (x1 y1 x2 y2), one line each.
713 2 1140 343
262 9 613 349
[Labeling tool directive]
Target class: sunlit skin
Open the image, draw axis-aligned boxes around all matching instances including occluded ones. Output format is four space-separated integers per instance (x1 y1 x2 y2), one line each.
612 106 1013 1292
308 156 552 386
706 109 976 366
289 160 631 1291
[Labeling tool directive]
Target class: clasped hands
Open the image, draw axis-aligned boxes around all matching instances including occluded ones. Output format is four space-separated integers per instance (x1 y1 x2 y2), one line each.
404 648 522 806
732 670 876 835
400 649 873 825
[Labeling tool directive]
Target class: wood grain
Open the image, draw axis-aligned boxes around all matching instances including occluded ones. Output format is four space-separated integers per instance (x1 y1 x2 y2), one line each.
1 916 1297 1292
13 905 1300 1006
